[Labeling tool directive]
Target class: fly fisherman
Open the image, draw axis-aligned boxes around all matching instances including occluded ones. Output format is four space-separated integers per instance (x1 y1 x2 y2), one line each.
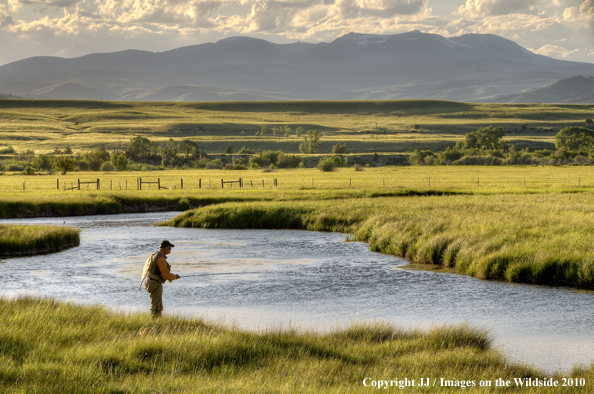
140 240 181 317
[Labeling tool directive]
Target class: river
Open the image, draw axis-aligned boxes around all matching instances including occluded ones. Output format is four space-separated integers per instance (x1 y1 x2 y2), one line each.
1 211 592 372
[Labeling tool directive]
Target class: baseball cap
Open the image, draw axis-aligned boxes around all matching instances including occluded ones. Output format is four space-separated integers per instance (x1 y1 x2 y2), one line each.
160 240 175 248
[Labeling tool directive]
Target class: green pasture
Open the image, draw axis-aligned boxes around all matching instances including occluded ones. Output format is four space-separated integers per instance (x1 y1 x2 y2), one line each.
1 297 591 393
1 166 593 196
0 100 590 154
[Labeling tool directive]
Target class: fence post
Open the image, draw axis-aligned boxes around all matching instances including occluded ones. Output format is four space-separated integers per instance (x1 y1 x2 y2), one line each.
78 179 81 190
139 178 142 190
429 177 431 187
23 181 25 192
57 179 59 190
240 178 243 188
158 179 161 189
221 179 224 188
199 179 201 189
126 179 127 190
119 181 121 191
274 178 277 187
110 180 112 190
250 180 253 188
97 178 100 190
181 179 183 189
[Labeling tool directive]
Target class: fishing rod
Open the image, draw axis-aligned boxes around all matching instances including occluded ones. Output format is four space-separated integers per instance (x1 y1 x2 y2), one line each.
179 271 261 277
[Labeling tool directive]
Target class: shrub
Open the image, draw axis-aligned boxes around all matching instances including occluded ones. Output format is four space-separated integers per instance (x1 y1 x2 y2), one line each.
276 152 303 168
101 161 115 171
225 145 233 154
317 157 335 172
22 166 35 175
238 146 255 154
205 159 224 169
0 146 16 154
409 150 436 165
332 143 347 154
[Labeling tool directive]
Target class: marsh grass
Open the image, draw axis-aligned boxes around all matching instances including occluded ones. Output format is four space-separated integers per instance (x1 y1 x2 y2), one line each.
165 194 594 289
0 224 79 257
3 296 589 393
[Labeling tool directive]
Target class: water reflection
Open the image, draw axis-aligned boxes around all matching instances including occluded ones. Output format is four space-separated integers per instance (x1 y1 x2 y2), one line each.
0 212 593 372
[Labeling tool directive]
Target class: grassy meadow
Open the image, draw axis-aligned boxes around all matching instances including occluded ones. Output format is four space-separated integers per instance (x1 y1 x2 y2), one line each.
1 100 592 154
2 297 592 394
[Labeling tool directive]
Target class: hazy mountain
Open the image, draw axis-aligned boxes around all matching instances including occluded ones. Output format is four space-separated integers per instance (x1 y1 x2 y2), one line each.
491 76 594 103
1 31 593 102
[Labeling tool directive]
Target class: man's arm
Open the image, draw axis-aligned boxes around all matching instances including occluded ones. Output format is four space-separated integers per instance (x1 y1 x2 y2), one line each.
157 257 180 281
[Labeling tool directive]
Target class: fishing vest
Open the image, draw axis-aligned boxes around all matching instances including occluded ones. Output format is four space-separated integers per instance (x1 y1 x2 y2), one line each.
146 251 171 284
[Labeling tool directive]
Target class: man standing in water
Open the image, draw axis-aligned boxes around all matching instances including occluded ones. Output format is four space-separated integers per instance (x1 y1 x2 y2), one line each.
142 240 181 317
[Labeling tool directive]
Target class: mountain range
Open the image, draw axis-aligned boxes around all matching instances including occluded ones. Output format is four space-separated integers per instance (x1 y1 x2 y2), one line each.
1 31 593 103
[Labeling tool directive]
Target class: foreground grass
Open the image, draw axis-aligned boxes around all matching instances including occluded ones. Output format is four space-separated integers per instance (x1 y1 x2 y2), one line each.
2 297 591 393
0 224 79 257
165 194 594 289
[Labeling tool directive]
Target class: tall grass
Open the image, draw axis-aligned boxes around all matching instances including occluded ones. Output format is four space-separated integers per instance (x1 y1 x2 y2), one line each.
3 296 587 393
0 224 79 257
164 194 594 289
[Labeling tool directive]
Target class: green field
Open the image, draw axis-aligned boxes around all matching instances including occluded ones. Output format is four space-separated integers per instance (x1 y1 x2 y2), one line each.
1 100 592 154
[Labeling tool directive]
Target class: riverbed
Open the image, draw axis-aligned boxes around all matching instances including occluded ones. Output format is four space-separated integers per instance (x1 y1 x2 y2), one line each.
0 211 592 372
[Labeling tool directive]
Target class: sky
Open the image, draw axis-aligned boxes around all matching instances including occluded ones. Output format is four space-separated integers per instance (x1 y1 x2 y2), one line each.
0 0 593 66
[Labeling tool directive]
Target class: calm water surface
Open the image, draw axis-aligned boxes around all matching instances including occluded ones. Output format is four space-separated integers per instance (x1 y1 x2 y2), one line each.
1 212 593 372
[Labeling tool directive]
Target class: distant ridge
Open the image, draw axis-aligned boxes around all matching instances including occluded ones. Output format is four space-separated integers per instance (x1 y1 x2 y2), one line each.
1 31 593 102
491 76 594 104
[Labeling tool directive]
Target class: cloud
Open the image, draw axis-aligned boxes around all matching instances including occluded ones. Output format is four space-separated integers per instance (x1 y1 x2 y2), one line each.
8 0 79 12
532 43 578 57
460 0 541 17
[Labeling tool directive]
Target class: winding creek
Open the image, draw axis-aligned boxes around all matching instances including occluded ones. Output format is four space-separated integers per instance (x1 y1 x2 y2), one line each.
1 211 593 372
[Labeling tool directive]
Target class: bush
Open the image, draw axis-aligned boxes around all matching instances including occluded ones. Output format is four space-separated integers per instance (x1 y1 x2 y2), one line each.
225 145 233 154
205 159 224 169
409 150 436 165
276 152 303 168
101 161 115 171
317 157 335 172
22 166 35 175
453 156 503 165
6 163 23 171
0 146 16 154
317 156 346 172
238 146 255 154
332 143 347 154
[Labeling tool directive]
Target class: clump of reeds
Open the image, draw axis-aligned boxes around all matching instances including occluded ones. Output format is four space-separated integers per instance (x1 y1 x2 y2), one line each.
0 224 79 257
